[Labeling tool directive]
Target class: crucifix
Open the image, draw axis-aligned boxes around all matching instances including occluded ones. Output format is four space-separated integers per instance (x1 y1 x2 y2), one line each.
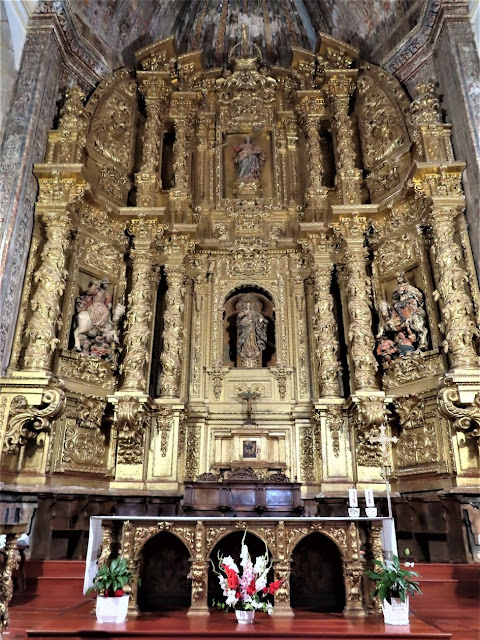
238 390 260 426
369 423 398 518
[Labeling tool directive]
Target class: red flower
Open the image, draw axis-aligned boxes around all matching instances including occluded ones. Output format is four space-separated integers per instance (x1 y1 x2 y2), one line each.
262 587 268 594
246 578 256 596
268 579 284 595
222 564 239 589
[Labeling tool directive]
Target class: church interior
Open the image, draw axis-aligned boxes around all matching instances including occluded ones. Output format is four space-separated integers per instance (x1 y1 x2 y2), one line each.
0 0 479 638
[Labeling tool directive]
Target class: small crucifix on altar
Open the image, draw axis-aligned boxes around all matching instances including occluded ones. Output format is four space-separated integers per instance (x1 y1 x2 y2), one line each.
238 390 261 427
369 423 398 518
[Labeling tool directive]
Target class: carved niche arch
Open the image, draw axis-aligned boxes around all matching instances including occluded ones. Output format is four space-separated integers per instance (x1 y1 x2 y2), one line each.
223 285 276 368
207 529 274 608
137 529 192 611
290 531 345 612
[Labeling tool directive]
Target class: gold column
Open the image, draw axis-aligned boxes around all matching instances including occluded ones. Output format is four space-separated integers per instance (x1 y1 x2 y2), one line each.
429 204 478 369
297 93 328 220
121 218 158 392
0 524 24 630
158 264 187 397
274 521 294 617
136 79 167 207
170 93 197 221
325 71 362 205
337 216 378 392
23 172 86 372
187 521 209 616
309 249 341 397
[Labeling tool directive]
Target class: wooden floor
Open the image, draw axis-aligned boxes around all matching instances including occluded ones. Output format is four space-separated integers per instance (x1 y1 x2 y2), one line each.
4 561 479 640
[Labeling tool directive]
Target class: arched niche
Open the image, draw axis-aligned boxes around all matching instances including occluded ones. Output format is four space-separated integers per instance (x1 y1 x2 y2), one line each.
137 531 191 611
223 286 276 368
207 530 273 608
290 531 345 612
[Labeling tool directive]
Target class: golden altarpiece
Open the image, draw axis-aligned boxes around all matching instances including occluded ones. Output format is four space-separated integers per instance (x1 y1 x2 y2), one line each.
0 33 479 564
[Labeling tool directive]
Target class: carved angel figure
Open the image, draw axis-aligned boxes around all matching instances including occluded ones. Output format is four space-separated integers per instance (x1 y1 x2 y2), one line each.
72 279 124 361
233 136 266 182
236 297 268 366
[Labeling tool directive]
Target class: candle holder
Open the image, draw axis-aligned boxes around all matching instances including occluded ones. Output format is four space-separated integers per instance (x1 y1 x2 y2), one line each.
365 507 378 518
348 507 360 518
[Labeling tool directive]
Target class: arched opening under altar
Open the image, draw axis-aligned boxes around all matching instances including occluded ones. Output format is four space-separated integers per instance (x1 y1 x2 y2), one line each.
207 530 274 608
137 531 191 611
290 532 345 612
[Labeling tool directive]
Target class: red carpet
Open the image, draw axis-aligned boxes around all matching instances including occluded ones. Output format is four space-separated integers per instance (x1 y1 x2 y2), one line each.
5 561 479 640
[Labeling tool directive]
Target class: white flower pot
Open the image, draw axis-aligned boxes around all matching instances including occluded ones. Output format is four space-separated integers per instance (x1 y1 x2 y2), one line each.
235 610 255 624
382 596 409 626
96 594 129 624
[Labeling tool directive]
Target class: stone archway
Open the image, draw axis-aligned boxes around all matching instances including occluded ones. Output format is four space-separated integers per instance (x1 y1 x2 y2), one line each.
207 530 273 608
290 531 345 612
137 530 191 611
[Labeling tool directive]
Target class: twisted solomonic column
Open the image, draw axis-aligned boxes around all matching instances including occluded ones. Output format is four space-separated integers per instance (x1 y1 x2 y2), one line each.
311 262 342 396
121 219 158 392
158 264 187 397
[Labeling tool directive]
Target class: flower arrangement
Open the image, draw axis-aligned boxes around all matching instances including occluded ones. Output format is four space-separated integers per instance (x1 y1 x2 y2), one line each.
365 550 421 605
211 532 283 615
86 557 132 598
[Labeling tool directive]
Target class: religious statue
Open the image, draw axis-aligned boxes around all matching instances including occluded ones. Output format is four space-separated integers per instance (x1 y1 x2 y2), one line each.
233 136 266 182
72 279 125 361
375 274 429 367
236 297 268 367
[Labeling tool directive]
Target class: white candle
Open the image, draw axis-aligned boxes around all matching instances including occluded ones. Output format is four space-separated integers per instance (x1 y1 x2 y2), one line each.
348 489 358 507
365 488 374 507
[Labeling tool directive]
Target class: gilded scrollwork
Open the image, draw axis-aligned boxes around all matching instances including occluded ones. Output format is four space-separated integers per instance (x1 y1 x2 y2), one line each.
2 383 66 470
184 424 201 481
155 406 174 457
300 426 316 482
438 378 480 441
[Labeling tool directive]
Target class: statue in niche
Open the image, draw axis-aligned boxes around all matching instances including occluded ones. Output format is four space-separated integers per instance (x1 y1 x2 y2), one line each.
233 136 266 182
375 274 429 367
236 296 268 368
72 278 125 361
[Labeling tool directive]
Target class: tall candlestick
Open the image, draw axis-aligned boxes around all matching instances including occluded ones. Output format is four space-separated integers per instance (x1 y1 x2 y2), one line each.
349 489 358 507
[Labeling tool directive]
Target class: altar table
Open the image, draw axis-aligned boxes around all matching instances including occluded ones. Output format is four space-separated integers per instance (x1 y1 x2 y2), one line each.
84 516 397 618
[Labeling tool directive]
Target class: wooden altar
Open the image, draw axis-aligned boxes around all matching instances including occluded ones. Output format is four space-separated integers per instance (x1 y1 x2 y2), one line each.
84 516 396 619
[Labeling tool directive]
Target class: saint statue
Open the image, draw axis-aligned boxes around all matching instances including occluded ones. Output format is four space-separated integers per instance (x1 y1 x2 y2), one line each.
233 136 266 182
375 273 429 367
72 278 125 361
236 297 268 367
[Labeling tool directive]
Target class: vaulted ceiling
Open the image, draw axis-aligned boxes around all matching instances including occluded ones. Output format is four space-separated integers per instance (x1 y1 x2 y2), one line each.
72 0 422 69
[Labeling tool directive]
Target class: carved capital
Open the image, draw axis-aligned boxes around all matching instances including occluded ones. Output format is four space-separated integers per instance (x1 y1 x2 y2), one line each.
114 396 149 465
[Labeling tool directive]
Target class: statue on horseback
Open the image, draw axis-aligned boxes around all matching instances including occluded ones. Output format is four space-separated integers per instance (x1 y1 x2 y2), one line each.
72 278 125 361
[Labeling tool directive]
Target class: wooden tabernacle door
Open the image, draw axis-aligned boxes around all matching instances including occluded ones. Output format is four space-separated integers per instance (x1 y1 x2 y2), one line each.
84 516 397 618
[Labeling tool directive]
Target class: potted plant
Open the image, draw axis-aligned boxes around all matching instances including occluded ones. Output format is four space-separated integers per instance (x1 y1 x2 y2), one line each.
211 531 283 624
86 557 133 623
366 550 421 626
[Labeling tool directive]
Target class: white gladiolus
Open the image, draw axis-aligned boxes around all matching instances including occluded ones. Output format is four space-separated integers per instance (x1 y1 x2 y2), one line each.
253 554 267 576
266 602 274 615
240 542 249 568
225 589 238 606
255 569 268 592
222 556 239 573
